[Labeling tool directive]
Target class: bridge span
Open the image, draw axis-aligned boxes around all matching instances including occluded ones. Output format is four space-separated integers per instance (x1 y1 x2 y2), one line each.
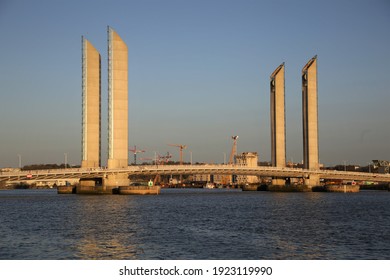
1 165 390 184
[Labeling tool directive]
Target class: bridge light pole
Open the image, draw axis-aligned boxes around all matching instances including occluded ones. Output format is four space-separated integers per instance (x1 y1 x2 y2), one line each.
17 154 22 169
64 153 68 169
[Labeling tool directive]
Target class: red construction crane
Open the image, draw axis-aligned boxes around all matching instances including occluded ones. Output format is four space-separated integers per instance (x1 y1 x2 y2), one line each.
168 144 187 165
140 152 172 165
129 145 145 165
139 157 154 163
158 152 172 164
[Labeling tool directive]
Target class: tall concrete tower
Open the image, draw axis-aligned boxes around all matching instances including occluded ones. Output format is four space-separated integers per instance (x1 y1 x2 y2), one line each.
302 55 319 179
270 63 286 186
106 26 129 188
270 63 286 168
81 37 101 168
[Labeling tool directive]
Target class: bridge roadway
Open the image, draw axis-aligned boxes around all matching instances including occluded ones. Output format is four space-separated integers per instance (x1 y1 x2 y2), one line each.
1 164 390 183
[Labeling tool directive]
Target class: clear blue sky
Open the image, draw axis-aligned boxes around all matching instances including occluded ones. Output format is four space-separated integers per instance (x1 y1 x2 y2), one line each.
0 0 389 168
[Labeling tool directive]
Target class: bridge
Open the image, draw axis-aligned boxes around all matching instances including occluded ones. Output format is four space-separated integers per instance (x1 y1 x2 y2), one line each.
1 165 390 184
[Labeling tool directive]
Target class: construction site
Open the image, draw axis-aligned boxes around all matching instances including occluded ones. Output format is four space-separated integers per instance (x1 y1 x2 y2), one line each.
127 136 261 188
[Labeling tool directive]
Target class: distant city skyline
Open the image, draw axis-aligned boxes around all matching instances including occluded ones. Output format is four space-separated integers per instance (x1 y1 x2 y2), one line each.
0 0 389 168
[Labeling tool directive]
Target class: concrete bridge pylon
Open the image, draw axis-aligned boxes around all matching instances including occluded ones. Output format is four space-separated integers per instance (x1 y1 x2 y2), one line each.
105 26 129 189
270 63 286 186
302 56 320 187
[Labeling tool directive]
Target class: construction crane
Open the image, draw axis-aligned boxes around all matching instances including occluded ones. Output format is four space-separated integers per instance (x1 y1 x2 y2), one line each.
140 152 172 185
156 152 172 185
168 144 187 165
168 144 187 185
229 136 239 164
158 152 172 164
139 157 154 164
129 145 145 165
222 136 239 186
138 157 160 185
141 153 172 165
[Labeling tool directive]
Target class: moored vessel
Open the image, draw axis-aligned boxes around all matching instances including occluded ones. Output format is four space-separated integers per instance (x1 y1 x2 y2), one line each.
204 182 215 189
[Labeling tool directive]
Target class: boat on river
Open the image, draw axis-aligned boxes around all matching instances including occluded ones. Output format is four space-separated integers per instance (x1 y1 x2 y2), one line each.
204 182 215 189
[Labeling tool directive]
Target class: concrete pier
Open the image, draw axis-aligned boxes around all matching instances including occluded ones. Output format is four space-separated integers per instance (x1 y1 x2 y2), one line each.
271 178 286 186
57 186 75 194
267 185 312 192
103 173 129 190
76 185 113 195
57 184 160 195
119 186 161 195
304 174 320 188
312 185 360 193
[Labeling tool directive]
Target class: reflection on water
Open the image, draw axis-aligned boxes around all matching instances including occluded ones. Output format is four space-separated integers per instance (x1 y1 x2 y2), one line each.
72 196 142 259
0 189 389 259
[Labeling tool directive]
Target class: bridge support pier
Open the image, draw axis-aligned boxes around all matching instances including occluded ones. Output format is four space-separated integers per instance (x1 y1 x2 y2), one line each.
304 174 320 188
272 178 286 186
76 178 105 194
103 173 129 192
79 179 96 187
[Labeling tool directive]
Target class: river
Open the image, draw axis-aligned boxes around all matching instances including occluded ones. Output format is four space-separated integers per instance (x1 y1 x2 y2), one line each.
0 189 389 259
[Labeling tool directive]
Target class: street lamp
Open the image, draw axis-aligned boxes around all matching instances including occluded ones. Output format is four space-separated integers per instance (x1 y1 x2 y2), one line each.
64 153 68 169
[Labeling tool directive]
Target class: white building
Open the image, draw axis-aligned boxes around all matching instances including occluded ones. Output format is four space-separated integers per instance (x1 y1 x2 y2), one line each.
235 152 259 185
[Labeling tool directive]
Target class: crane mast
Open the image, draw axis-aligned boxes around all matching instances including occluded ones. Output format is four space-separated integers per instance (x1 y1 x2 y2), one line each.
229 136 239 164
168 144 187 165
222 136 239 186
129 145 145 165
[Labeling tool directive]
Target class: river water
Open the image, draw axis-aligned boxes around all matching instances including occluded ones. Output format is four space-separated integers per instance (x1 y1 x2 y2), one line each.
0 189 389 259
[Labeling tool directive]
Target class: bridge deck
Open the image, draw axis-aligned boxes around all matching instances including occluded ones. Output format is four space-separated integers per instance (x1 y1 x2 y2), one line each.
1 165 390 183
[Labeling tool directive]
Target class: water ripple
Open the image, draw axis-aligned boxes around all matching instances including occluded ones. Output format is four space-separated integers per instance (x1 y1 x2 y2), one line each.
1 189 389 259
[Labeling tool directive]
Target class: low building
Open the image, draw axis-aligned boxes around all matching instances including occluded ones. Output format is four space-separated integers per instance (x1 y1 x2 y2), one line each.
192 171 232 185
192 174 210 182
0 168 21 173
235 152 259 185
373 160 390 174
